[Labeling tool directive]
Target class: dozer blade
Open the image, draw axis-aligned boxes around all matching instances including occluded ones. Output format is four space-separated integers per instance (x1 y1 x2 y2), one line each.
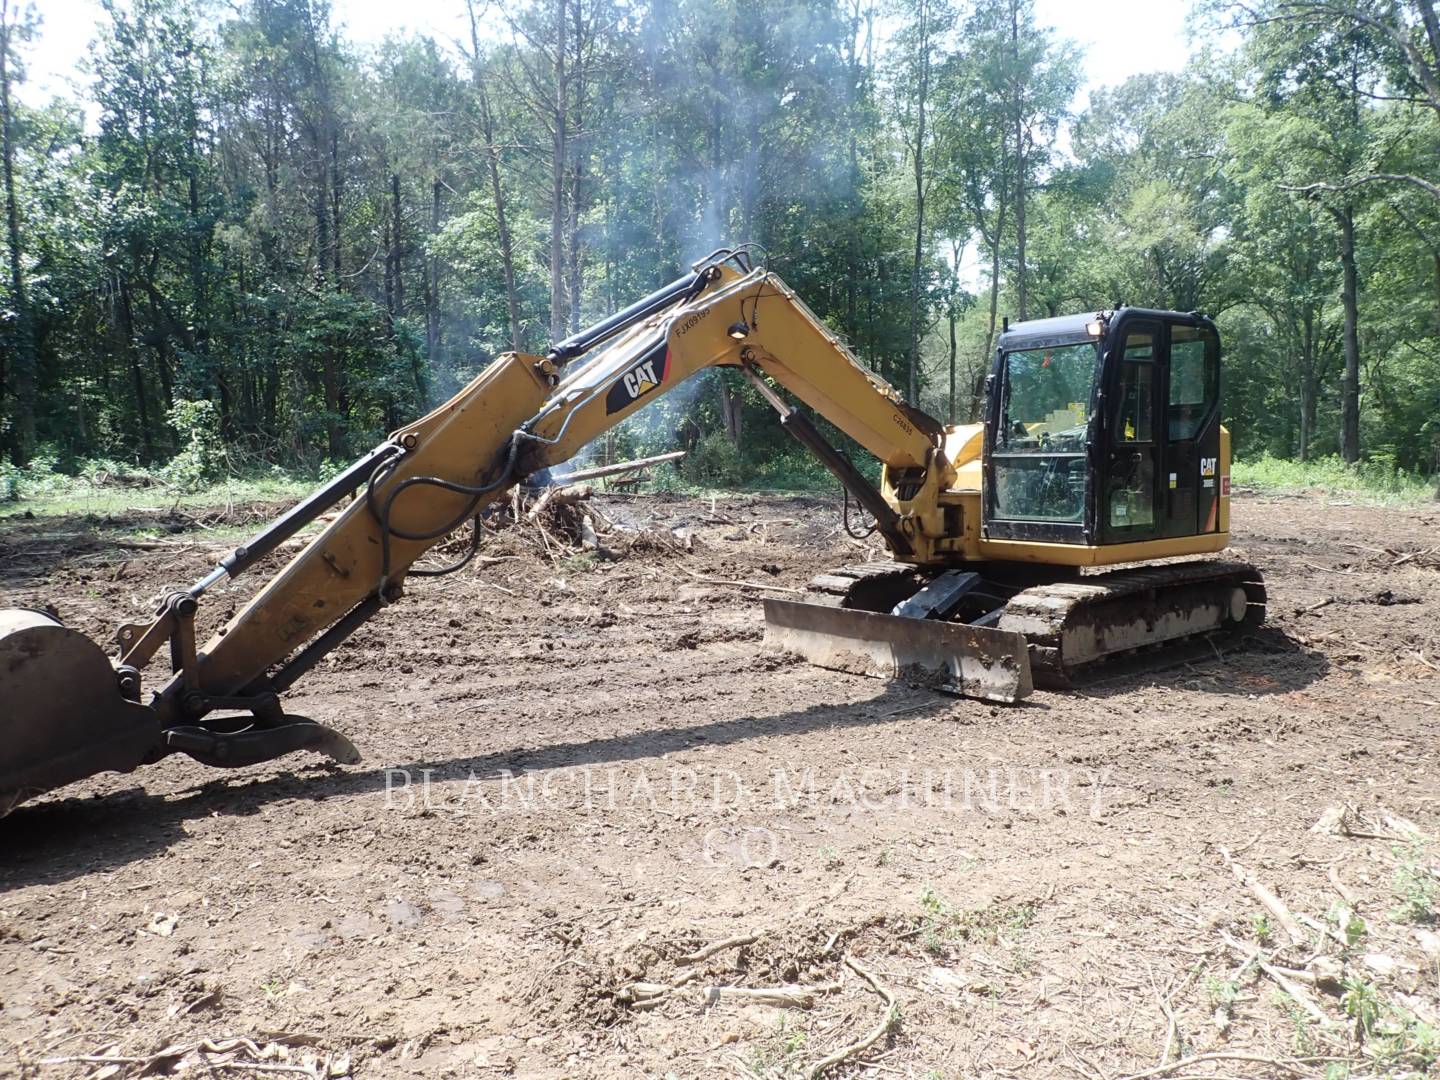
0 609 162 816
762 598 1033 703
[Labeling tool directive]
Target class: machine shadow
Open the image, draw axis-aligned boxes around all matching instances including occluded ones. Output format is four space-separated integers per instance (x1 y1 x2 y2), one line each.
1065 628 1330 699
0 680 959 889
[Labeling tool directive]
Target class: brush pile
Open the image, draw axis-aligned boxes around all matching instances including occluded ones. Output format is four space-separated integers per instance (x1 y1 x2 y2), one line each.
432 484 694 566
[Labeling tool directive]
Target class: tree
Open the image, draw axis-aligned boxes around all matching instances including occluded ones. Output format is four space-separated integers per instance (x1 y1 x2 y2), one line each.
0 0 35 462
890 0 954 405
1244 9 1382 461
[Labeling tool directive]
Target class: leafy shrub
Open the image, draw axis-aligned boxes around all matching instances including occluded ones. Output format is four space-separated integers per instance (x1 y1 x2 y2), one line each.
751 451 842 492
164 399 225 490
0 450 66 501
681 431 753 488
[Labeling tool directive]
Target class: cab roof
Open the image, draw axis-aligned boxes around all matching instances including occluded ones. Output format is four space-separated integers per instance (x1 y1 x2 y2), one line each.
997 312 1108 352
997 307 1208 352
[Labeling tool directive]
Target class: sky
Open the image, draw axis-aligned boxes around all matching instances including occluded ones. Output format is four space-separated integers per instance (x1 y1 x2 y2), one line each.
16 0 1200 109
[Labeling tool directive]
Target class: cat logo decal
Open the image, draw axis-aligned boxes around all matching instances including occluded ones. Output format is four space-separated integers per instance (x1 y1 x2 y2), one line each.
605 341 671 414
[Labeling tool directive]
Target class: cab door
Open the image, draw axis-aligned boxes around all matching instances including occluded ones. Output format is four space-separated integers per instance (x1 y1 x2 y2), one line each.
1101 319 1163 544
1161 320 1222 537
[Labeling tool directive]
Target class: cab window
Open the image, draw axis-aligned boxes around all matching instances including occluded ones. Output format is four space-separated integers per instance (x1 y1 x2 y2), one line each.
1168 325 1219 440
1115 356 1154 444
994 341 1097 454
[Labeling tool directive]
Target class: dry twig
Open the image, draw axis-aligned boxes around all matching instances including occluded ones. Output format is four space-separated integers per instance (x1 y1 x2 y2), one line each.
677 931 760 964
806 956 897 1079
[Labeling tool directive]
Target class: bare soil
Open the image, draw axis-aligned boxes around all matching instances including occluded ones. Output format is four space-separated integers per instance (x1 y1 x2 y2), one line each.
1 491 1438 1079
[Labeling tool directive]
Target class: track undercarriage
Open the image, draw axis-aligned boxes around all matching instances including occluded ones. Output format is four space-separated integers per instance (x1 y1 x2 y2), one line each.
763 559 1267 701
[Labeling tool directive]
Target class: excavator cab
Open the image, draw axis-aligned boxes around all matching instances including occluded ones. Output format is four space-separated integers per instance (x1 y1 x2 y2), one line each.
983 308 1224 548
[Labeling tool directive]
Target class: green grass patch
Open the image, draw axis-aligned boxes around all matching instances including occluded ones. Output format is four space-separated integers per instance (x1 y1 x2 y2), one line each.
0 457 314 522
0 475 314 522
1232 454 1437 506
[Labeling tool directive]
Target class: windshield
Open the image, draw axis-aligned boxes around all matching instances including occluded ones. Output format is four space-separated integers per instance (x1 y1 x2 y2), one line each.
995 341 1098 454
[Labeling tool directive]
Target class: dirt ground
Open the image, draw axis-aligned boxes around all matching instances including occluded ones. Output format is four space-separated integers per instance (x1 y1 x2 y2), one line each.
1 489 1438 1079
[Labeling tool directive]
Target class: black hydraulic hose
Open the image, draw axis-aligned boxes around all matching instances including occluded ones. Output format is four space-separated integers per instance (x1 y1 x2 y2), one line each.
365 434 526 593
842 486 879 540
409 516 484 578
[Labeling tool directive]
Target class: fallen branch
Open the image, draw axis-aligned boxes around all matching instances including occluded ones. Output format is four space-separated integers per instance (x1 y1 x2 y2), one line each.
678 931 760 964
556 451 685 484
1327 865 1358 905
1392 546 1434 566
807 956 897 1079
525 484 592 523
682 569 805 595
1109 1050 1327 1080
621 976 838 1012
1219 847 1308 946
1300 561 1353 576
1219 932 1331 1026
697 983 839 1009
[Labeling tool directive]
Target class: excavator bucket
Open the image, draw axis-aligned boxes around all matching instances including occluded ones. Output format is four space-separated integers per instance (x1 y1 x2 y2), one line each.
0 609 162 815
761 598 1033 703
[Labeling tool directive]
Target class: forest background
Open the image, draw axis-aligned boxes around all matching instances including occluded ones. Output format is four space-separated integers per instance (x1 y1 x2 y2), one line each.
2 0 1439 499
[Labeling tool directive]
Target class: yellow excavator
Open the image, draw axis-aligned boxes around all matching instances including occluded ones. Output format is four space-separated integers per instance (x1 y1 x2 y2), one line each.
0 247 1264 814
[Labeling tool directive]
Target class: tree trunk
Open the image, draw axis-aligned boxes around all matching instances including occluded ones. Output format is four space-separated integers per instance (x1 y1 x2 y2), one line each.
1336 205 1360 463
1011 0 1027 321
117 282 153 461
322 348 343 459
907 0 929 407
948 238 961 423
467 5 523 354
718 377 743 445
947 299 957 424
1299 373 1316 462
426 177 442 361
389 172 405 320
329 130 343 281
548 0 569 343
1299 309 1316 462
1432 251 1440 336
1 0 34 464
978 232 1003 417
567 158 583 335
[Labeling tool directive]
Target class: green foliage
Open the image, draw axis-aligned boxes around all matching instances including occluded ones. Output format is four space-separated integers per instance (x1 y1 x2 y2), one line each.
1326 899 1367 950
164 399 225 490
0 0 1436 490
1205 976 1240 1007
748 1015 808 1076
1391 840 1439 925
1341 976 1382 1036
917 886 1036 957
681 431 753 489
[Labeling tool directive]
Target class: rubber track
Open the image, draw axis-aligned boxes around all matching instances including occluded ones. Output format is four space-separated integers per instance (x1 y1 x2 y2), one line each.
802 558 1268 689
997 559 1266 686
